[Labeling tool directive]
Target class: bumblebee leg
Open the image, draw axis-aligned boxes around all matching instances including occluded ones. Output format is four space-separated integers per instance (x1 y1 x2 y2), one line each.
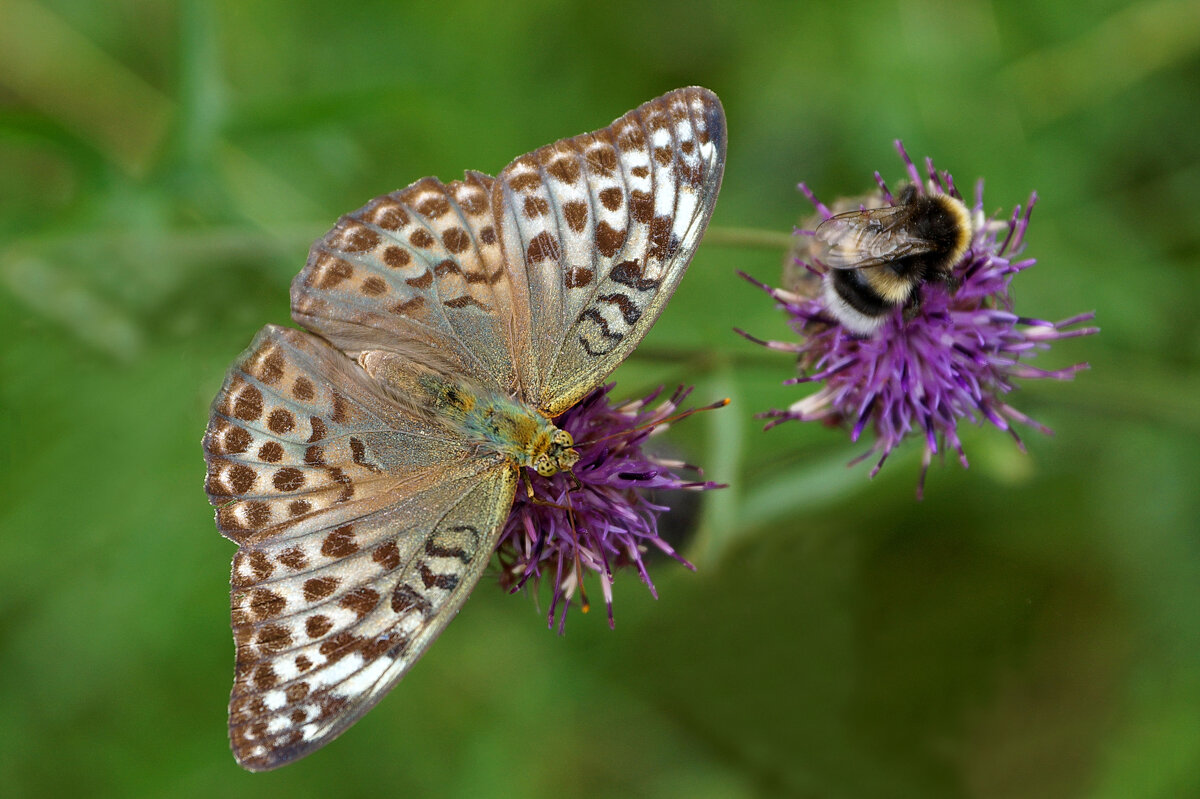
902 290 923 322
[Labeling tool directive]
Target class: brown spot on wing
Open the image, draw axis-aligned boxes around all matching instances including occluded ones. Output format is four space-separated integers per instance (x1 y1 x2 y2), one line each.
360 276 387 296
595 222 626 258
588 144 618 175
370 202 409 230
224 426 252 455
523 195 549 218
508 172 541 192
391 296 426 316
458 188 487 215
409 228 434 248
618 126 645 149
227 464 257 494
273 467 304 492
547 156 580 184
647 215 679 261
630 191 653 224
340 586 381 619
417 194 450 218
391 584 431 615
256 624 293 654
248 589 286 620
243 501 271 528
304 576 340 602
330 394 347 424
383 246 411 268
319 631 360 662
373 541 401 571
267 409 295 435
307 441 326 467
321 525 358 558
258 441 283 462
566 268 593 288
405 270 433 290
443 294 490 310
611 259 660 291
599 187 623 211
292 377 314 401
563 201 588 232
258 351 284 385
253 663 278 690
314 256 353 289
233 385 263 422
442 227 470 253
420 562 460 590
340 224 380 253
278 546 307 569
526 231 560 264
306 615 333 638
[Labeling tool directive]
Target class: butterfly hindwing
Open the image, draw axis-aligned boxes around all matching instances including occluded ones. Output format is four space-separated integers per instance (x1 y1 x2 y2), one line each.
203 325 517 771
493 86 726 416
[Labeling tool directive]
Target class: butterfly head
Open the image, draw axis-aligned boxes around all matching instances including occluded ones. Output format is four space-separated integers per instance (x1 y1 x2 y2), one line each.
532 428 580 477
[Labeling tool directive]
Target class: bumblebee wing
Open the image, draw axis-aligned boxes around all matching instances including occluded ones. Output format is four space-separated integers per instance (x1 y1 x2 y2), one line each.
812 205 936 270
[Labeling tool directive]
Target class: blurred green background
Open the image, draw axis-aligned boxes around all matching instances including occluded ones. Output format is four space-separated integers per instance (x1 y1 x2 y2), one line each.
2 0 1198 796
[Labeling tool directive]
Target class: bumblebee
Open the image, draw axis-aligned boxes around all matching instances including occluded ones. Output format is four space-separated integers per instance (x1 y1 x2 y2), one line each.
812 184 974 336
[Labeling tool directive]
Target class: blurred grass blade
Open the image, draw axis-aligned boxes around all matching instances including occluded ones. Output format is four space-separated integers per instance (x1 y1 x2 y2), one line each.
1002 0 1200 125
0 0 172 175
1 254 142 360
693 361 743 565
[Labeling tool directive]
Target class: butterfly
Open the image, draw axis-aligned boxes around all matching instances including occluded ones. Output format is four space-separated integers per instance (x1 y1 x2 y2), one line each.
202 87 726 771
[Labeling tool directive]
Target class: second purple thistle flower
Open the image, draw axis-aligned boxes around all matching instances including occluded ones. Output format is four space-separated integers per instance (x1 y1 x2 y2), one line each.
739 142 1098 497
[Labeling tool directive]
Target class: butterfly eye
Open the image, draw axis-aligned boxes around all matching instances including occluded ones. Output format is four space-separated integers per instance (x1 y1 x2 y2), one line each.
533 454 555 477
552 430 574 448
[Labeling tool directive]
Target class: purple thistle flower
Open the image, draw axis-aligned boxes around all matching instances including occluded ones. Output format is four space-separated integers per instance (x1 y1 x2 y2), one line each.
495 384 723 632
739 142 1098 497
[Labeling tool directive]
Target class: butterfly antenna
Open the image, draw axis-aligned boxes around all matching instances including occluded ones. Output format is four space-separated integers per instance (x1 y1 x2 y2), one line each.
575 397 730 449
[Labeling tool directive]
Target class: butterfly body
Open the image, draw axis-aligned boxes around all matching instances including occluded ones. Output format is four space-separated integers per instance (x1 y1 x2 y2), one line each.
424 374 579 477
203 87 725 770
357 350 579 477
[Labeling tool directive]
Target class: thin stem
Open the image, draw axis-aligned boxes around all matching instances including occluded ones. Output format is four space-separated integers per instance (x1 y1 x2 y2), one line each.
703 226 796 251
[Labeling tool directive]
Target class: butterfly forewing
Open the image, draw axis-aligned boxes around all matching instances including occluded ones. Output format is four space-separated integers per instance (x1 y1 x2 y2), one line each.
493 86 726 416
204 325 517 771
292 173 519 395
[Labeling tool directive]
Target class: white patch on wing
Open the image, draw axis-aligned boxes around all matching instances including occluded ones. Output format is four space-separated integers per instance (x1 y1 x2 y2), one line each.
264 690 287 711
397 610 425 637
674 191 698 238
335 652 392 698
312 651 364 690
